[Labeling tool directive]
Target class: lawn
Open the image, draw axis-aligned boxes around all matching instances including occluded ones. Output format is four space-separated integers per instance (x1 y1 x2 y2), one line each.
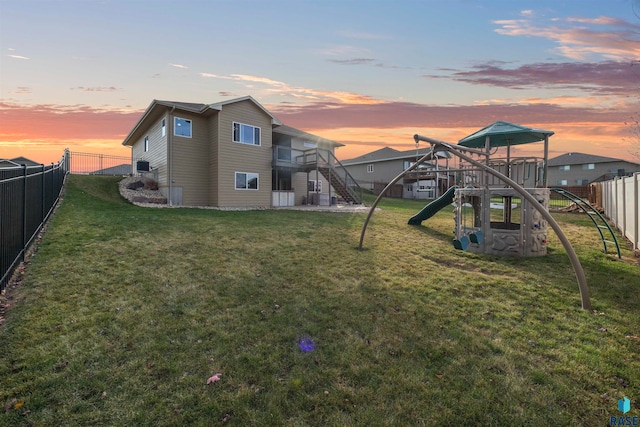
1 175 638 426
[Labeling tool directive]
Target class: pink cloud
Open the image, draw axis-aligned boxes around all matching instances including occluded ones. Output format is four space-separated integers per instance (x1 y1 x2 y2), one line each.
428 60 640 96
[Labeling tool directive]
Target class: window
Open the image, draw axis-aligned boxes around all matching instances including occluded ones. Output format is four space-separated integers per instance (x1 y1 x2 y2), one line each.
235 172 259 190
308 180 322 193
577 179 589 185
367 164 374 173
582 163 594 170
174 117 192 138
559 165 570 171
557 179 568 185
161 119 166 137
303 142 317 148
233 122 260 145
144 136 149 152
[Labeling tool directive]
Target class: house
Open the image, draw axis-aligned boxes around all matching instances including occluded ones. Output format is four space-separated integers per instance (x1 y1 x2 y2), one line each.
121 96 361 207
547 152 640 186
0 156 41 167
338 147 453 199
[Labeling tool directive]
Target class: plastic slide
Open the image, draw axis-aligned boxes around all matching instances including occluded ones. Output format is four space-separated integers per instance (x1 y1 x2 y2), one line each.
408 185 458 225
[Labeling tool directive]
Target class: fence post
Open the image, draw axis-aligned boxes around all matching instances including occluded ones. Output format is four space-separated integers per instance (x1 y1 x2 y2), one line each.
21 164 27 263
41 164 46 224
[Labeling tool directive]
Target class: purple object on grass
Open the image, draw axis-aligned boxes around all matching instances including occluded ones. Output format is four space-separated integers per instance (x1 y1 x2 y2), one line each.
297 337 315 352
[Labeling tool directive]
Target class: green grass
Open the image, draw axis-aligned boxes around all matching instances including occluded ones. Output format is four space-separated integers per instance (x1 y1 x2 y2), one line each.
1 175 638 426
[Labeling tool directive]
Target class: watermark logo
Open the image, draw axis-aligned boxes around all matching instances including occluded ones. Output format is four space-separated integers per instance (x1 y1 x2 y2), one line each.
609 397 638 426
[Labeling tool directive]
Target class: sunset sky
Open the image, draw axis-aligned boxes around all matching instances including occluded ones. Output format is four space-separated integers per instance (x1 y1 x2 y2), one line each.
1 0 639 165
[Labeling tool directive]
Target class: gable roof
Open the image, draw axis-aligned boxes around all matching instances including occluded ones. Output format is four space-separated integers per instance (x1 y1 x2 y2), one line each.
547 152 639 166
341 146 450 165
0 156 41 167
122 96 282 147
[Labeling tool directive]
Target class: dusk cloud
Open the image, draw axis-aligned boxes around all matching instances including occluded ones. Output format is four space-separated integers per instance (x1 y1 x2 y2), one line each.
8 54 29 60
494 14 640 60
169 63 188 69
72 86 120 92
327 58 376 65
269 100 629 131
428 60 640 96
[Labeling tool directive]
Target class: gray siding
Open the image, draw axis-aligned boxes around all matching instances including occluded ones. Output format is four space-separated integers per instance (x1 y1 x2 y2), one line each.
547 160 640 185
217 100 273 207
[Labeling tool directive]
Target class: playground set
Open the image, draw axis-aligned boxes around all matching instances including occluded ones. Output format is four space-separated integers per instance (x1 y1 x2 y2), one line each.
359 121 622 310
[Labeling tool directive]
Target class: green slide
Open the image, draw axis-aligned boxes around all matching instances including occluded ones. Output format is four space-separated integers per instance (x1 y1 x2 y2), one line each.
408 185 458 225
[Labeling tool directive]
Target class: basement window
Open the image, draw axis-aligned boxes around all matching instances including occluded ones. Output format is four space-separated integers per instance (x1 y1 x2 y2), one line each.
235 172 259 190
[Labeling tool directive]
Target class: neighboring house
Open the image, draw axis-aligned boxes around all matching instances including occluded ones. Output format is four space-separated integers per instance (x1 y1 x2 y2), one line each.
121 96 360 207
338 147 453 199
0 156 41 167
90 164 132 176
547 152 640 186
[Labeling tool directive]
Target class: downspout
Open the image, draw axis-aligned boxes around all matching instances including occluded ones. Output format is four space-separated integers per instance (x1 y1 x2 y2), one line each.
169 106 175 206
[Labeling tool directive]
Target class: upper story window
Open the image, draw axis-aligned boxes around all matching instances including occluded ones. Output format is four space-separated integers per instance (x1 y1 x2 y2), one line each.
557 179 568 185
303 142 317 148
577 179 589 185
582 163 595 170
174 117 192 138
559 165 570 171
233 122 260 146
144 136 149 152
161 119 166 137
367 164 374 173
235 172 259 190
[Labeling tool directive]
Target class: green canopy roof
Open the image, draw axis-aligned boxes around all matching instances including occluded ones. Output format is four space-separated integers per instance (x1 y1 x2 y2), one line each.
458 121 554 149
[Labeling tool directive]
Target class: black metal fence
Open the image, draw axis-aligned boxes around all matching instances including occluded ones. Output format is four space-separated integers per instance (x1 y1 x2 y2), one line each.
1 152 69 292
68 151 131 175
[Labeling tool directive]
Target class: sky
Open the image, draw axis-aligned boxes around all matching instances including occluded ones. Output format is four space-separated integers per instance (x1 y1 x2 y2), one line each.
1 0 639 165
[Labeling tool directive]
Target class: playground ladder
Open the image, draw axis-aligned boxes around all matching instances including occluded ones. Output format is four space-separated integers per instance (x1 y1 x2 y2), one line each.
551 188 621 258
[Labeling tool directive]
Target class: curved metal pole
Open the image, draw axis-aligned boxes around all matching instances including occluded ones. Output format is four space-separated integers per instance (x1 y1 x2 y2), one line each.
358 146 435 250
435 141 591 310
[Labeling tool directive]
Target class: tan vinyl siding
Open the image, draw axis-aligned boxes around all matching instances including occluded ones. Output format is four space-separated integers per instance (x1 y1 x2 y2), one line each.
209 113 220 206
171 113 211 206
216 100 273 207
131 115 168 187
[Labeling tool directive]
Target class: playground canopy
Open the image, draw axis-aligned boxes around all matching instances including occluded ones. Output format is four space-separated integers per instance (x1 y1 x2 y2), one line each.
458 121 554 148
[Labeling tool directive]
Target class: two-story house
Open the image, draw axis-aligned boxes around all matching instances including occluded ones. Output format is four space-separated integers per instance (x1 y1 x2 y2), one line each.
547 152 640 186
121 96 361 207
338 147 453 199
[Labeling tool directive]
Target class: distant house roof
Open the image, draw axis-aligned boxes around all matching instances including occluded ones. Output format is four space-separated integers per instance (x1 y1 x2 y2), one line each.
341 146 449 166
547 152 639 167
0 156 40 168
90 164 131 176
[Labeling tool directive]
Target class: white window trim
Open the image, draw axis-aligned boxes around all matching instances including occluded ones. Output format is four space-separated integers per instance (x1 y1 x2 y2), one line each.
144 136 149 152
233 122 261 146
235 171 259 190
308 179 322 193
367 164 374 173
174 117 192 138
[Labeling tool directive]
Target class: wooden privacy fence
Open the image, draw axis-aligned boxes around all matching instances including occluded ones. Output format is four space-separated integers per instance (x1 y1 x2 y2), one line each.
593 173 640 251
0 153 69 292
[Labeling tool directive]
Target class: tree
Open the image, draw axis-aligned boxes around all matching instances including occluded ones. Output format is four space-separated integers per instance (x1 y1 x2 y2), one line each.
625 112 640 161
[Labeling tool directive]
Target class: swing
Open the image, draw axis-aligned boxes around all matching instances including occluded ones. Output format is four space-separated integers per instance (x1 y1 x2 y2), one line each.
452 195 471 250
